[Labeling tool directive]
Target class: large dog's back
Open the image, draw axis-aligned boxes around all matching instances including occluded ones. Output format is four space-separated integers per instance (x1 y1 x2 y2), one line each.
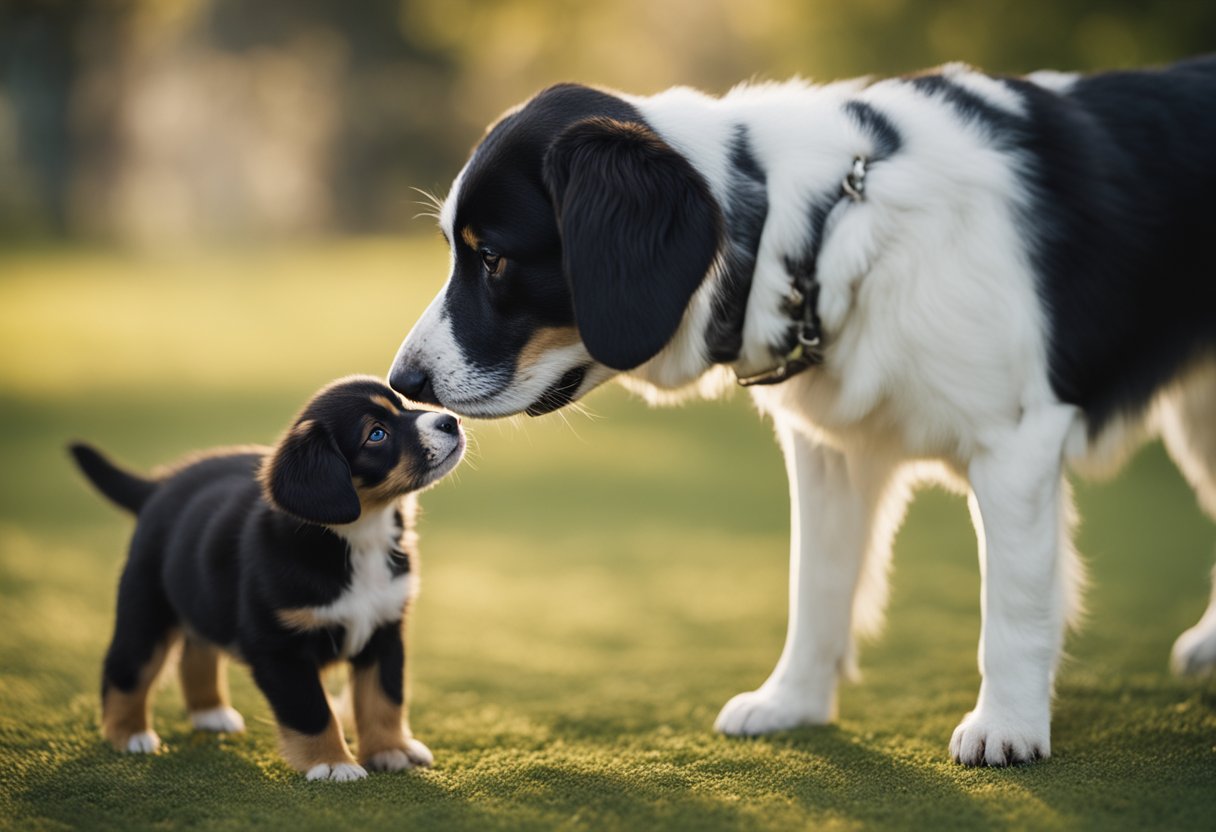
1022 55 1216 429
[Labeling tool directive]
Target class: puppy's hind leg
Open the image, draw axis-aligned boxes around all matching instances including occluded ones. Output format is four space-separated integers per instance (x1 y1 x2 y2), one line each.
181 637 245 734
1160 361 1216 676
101 561 178 753
715 422 899 736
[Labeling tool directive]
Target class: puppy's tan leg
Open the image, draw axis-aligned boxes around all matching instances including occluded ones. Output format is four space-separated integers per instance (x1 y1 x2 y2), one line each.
352 624 432 771
278 717 364 781
180 637 245 733
101 633 176 753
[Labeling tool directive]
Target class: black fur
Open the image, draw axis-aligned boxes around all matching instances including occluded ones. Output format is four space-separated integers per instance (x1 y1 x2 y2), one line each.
67 444 156 513
1006 56 1216 432
544 116 722 370
264 419 361 525
439 85 643 381
843 100 904 160
72 376 443 745
705 125 768 365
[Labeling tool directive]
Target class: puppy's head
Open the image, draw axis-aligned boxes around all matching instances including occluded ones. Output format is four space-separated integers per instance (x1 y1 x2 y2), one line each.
390 84 722 418
261 376 465 526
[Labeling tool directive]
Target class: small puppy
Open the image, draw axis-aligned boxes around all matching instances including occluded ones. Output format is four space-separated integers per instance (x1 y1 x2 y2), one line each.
70 375 464 781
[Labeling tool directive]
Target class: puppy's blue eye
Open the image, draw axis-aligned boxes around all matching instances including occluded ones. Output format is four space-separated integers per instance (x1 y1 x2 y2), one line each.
368 428 386 443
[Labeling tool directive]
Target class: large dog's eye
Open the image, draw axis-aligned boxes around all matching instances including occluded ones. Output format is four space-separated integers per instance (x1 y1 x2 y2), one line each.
480 248 506 278
366 427 387 444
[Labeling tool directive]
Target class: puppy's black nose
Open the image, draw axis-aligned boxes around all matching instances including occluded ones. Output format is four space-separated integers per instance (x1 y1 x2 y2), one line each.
434 414 459 435
391 366 439 406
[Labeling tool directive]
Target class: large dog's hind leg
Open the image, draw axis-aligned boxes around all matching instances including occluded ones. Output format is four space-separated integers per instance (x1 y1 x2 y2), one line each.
1160 360 1216 676
951 404 1082 766
716 421 899 736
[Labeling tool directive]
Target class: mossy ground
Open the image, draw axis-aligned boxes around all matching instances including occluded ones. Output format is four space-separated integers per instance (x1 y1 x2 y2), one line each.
1 243 1213 830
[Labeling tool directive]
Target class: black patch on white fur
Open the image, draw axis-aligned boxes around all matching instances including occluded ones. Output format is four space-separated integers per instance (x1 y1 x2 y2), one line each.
907 74 1021 139
705 124 768 364
387 507 411 578
844 100 903 160
1007 56 1216 433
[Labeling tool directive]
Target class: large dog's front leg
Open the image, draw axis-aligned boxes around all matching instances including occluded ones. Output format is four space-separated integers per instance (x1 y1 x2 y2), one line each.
716 422 893 735
950 404 1081 766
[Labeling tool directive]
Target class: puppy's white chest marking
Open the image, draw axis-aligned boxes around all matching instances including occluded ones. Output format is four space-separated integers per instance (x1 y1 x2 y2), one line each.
286 507 418 657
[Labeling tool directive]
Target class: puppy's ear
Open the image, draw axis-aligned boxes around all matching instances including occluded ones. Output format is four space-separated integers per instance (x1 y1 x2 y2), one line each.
543 117 721 370
261 419 361 525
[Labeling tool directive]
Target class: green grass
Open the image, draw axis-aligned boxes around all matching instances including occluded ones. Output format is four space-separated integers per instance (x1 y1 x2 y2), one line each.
1 242 1214 831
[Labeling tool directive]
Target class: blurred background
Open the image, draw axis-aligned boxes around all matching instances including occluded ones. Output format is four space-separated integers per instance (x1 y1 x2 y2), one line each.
2 4 1215 827
3 0 1216 246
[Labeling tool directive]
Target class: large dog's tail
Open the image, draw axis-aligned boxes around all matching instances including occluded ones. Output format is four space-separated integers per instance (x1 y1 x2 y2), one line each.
68 442 157 514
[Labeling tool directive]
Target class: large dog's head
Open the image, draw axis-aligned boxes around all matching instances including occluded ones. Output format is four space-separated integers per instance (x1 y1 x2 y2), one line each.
389 84 724 417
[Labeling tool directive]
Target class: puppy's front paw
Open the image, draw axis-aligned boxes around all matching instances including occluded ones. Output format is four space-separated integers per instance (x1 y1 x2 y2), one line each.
365 738 434 772
125 730 161 754
714 688 831 736
305 762 368 782
190 706 246 734
950 709 1048 766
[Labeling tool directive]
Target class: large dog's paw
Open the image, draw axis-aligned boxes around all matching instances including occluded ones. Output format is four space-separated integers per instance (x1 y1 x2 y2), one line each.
1170 616 1216 676
949 709 1049 766
715 688 831 736
190 706 246 734
305 762 368 782
365 738 434 772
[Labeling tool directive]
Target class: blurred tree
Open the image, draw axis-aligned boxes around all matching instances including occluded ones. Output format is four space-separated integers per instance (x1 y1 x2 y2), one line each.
0 0 1212 245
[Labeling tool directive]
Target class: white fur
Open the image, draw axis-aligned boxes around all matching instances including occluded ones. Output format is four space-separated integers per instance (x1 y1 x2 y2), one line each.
365 738 434 771
408 71 1216 764
302 502 418 657
125 730 160 754
190 706 246 733
306 762 368 782
1027 70 1080 93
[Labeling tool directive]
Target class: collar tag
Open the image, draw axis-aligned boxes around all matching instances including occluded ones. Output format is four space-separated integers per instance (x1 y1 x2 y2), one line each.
842 156 868 201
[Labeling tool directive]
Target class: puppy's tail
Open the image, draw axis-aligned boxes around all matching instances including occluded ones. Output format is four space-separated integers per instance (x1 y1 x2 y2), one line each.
68 442 157 514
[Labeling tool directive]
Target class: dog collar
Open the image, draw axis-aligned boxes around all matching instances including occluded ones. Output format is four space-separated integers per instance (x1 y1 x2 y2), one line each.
736 156 868 387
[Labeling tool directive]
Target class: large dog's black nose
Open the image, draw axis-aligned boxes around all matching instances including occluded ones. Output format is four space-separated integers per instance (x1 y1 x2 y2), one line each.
390 366 439 406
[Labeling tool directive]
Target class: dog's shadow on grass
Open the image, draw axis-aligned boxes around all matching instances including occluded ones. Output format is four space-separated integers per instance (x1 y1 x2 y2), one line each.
17 725 496 830
476 717 1032 830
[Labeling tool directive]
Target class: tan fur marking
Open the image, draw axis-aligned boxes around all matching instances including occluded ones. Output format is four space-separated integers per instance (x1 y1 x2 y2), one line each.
352 659 409 761
179 638 228 711
278 716 356 772
101 635 175 749
358 458 422 508
460 226 480 250
516 326 581 373
276 607 325 632
371 394 403 415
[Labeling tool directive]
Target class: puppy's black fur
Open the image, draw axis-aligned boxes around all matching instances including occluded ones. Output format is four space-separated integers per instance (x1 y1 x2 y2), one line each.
71 376 462 777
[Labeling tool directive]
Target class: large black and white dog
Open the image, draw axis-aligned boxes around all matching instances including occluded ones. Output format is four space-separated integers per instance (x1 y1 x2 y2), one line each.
389 57 1216 766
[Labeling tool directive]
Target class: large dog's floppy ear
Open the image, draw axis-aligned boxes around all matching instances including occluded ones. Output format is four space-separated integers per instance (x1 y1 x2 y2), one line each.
261 419 361 525
543 117 721 370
